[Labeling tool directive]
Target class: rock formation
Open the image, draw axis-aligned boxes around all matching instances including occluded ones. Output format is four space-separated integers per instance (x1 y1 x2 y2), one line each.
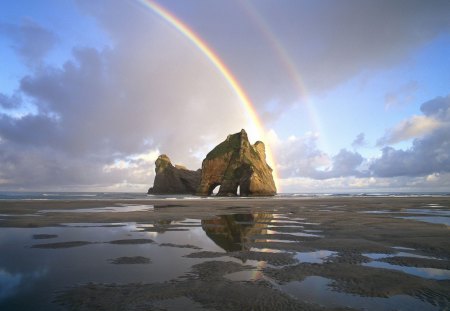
148 129 276 196
147 154 201 195
197 129 276 196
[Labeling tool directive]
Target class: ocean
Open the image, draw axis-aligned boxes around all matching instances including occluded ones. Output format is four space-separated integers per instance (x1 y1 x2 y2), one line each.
0 191 449 201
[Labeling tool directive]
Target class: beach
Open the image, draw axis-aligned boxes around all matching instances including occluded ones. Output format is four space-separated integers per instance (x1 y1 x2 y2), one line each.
0 196 449 310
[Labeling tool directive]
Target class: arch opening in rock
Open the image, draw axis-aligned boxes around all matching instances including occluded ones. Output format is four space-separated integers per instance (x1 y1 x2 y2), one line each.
210 184 221 196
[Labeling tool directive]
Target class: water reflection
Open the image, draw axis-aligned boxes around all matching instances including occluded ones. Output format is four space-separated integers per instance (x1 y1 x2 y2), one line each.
282 276 439 311
1 208 447 311
201 213 272 252
0 268 47 301
0 270 21 300
364 261 450 280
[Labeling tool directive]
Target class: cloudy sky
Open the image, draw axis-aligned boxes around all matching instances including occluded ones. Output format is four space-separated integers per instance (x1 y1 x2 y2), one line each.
0 0 449 193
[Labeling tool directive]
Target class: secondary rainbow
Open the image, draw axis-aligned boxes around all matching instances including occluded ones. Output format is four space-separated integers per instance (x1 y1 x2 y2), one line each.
137 0 280 190
240 1 328 150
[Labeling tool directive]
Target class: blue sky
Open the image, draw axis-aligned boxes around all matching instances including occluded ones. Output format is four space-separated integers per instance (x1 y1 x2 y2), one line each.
0 0 449 192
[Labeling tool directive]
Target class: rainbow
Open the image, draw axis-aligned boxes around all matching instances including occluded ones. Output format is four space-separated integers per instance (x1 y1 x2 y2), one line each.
239 2 328 150
137 0 280 191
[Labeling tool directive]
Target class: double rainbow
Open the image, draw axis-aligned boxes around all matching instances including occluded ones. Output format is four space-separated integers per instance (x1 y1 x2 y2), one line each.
137 0 279 190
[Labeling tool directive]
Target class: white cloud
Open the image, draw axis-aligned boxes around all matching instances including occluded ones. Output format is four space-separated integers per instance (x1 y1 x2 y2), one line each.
425 172 440 182
371 95 450 177
280 173 450 193
378 115 443 146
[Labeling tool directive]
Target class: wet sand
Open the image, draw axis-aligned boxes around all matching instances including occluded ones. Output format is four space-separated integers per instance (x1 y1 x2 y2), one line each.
0 197 449 310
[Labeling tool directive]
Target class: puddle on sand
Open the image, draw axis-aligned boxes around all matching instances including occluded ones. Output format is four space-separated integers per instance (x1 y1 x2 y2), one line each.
265 229 321 237
282 276 439 311
392 246 416 251
295 250 336 263
364 252 437 260
362 252 450 280
39 204 154 214
397 216 450 226
360 210 392 214
249 247 284 253
1 209 447 311
255 239 297 243
364 261 450 280
0 222 222 310
361 207 450 226
223 259 269 282
403 208 450 216
61 222 129 227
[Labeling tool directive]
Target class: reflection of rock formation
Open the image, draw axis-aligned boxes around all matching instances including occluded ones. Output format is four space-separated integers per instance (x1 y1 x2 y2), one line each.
201 213 272 252
148 155 201 194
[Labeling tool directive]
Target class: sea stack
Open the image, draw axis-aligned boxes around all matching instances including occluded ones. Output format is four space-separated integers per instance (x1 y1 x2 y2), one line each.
197 129 276 196
148 129 276 196
147 154 201 195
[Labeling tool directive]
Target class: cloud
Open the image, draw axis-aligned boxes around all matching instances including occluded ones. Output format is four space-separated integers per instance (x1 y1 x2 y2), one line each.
377 115 443 145
274 94 450 183
0 92 21 110
384 81 419 109
371 95 450 177
176 0 450 108
351 132 366 148
0 1 249 190
280 173 450 193
272 132 366 180
1 1 449 192
317 149 366 179
272 132 330 178
0 20 58 66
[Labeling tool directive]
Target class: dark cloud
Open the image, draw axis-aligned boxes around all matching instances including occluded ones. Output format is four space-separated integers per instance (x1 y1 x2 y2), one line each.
421 95 450 119
0 1 247 190
371 95 450 177
160 0 450 111
0 114 60 147
0 93 21 110
0 143 154 191
317 149 365 179
351 133 366 148
0 20 58 66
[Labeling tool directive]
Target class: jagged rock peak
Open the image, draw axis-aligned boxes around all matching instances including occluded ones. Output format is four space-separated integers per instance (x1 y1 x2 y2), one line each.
154 154 172 173
148 155 201 195
197 129 276 196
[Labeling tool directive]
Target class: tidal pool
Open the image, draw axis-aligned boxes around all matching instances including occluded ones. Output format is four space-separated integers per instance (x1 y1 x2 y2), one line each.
0 202 448 310
282 276 440 311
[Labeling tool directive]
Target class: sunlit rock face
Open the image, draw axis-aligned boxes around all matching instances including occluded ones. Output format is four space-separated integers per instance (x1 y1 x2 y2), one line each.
147 155 201 195
197 129 276 196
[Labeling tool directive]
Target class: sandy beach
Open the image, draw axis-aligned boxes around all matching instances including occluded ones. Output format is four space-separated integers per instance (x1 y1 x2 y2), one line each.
0 196 449 310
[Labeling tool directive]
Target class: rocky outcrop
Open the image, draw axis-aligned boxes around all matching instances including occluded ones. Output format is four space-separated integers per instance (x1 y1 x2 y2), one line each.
148 129 276 196
147 155 201 195
197 129 276 196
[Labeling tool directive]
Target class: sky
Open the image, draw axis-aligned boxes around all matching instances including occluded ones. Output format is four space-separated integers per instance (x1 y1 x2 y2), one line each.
0 0 449 193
